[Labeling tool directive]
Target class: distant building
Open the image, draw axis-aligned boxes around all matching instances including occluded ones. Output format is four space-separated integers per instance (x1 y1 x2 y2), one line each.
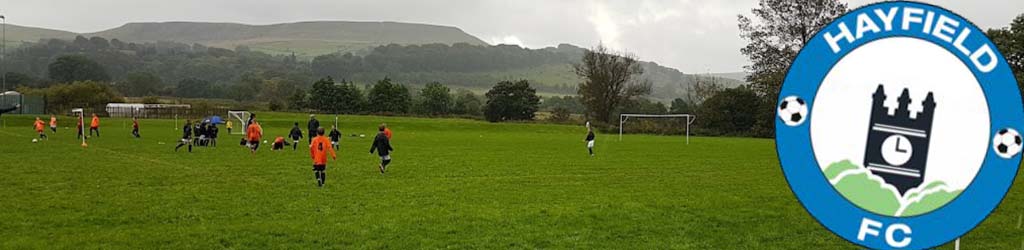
105 103 191 118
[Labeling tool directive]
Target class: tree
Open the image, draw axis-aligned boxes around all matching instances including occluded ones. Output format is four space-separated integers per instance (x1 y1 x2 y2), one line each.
696 86 761 136
484 80 540 122
309 77 341 113
287 90 308 111
452 89 483 116
117 72 161 97
48 55 111 83
367 77 412 114
89 37 110 50
419 82 453 115
620 98 667 115
259 77 300 108
335 81 367 114
738 0 846 137
175 78 212 98
670 98 694 114
308 77 366 114
687 76 724 104
574 45 651 124
549 107 572 122
21 81 124 113
988 13 1024 95
4 72 39 88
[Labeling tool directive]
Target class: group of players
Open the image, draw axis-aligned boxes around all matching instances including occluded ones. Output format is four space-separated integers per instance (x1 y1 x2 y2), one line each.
7 103 598 188
173 119 220 152
174 113 395 187
29 112 139 143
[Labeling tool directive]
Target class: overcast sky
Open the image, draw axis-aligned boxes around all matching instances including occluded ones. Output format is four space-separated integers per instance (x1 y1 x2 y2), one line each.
2 0 1022 73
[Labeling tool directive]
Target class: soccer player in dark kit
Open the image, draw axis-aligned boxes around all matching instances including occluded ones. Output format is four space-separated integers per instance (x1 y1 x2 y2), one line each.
175 120 193 152
289 122 303 150
370 124 394 174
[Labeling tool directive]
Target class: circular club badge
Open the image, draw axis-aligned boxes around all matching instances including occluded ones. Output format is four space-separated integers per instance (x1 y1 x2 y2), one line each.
776 1 1021 249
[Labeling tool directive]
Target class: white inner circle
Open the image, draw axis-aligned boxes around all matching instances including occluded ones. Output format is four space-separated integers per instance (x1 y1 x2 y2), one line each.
881 134 913 166
811 37 989 193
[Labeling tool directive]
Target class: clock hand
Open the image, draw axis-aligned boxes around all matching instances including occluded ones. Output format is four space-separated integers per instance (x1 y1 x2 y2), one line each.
896 137 908 153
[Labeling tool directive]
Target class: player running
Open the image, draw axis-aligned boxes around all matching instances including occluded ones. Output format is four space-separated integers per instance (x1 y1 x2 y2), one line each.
131 117 141 138
329 125 341 150
246 118 263 154
49 115 58 133
310 127 336 187
33 117 47 140
175 120 193 152
289 122 303 150
369 125 394 174
585 126 596 157
307 115 319 144
89 113 101 137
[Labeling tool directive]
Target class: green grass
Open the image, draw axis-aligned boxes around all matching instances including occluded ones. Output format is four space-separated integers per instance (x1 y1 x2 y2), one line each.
0 113 1020 249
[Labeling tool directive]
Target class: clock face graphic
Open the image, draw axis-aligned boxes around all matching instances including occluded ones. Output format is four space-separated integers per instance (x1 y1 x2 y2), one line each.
881 135 912 166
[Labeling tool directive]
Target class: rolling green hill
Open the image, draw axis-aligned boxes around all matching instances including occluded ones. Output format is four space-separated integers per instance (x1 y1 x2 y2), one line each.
1 24 77 47
4 21 745 101
84 21 489 57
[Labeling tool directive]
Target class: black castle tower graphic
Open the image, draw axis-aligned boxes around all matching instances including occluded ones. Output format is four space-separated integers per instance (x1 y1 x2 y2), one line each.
863 84 936 195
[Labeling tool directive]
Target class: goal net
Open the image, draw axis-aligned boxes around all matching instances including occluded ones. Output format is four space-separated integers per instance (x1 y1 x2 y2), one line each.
618 113 696 144
228 110 251 135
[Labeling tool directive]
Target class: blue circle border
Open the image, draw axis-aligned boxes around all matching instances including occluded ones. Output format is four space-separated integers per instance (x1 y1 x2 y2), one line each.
776 1 1022 249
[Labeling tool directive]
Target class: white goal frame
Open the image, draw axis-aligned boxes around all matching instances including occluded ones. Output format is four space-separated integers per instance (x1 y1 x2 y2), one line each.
228 110 251 135
619 113 696 144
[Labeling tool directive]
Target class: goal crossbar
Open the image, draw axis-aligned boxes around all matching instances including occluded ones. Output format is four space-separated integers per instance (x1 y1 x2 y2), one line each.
619 113 696 144
228 110 251 135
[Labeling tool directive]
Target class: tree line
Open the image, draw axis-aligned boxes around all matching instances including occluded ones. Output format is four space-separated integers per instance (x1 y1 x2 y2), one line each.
287 76 539 123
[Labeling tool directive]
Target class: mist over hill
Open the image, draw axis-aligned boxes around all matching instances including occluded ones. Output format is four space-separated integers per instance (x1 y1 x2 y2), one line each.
3 21 745 101
83 21 489 57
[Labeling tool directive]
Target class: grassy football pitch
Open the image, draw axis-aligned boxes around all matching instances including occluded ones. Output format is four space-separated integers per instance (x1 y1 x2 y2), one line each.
0 113 1020 249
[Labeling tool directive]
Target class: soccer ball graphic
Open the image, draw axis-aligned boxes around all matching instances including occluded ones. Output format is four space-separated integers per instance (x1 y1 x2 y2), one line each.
777 96 808 126
993 128 1022 159
31 139 38 143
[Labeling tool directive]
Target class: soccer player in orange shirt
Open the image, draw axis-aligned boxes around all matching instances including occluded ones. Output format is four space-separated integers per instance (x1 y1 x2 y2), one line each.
310 127 336 187
33 117 47 140
89 113 101 137
131 117 141 138
49 115 57 133
246 119 263 154
271 136 289 151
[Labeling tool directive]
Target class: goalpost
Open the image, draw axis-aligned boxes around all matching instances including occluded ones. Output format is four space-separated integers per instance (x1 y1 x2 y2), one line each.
228 110 251 135
618 113 696 144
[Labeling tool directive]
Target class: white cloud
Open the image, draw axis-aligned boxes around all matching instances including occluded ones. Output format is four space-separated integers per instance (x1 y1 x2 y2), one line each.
489 35 526 47
586 1 623 50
